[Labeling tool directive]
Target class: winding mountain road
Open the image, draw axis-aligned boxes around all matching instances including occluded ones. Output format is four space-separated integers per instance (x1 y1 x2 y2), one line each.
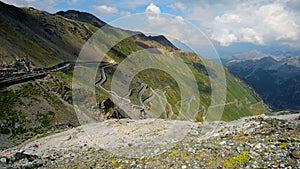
0 61 107 89
95 65 174 119
137 83 148 106
96 65 113 86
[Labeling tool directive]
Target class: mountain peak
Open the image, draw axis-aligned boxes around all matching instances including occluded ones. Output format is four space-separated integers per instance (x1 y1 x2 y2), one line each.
234 50 267 61
56 10 107 28
148 35 178 50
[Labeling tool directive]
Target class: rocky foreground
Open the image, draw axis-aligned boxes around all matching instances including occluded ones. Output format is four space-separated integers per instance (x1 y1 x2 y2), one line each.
1 114 300 168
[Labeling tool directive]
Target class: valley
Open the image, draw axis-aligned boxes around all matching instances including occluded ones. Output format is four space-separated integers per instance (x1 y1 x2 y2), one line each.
222 50 300 111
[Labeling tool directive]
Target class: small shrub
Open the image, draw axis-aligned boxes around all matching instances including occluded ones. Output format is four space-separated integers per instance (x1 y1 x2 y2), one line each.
0 128 10 134
168 151 179 157
279 142 288 149
48 111 55 116
224 151 250 168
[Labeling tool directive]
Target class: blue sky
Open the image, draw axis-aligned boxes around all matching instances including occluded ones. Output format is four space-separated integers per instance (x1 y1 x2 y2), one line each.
2 0 300 56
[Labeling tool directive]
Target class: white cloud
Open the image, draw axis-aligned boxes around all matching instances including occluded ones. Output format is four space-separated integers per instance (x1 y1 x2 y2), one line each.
178 0 300 48
2 0 34 6
175 15 184 24
211 29 238 47
92 5 118 14
259 3 298 41
169 2 186 12
240 28 264 45
1 0 57 12
91 4 131 21
66 0 80 5
97 0 150 10
142 3 211 51
120 11 130 16
204 1 300 47
47 0 55 5
145 3 162 23
214 14 241 24
25 0 37 2
146 3 160 15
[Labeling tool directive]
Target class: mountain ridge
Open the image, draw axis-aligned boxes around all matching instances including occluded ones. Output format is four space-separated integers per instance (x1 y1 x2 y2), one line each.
223 50 300 111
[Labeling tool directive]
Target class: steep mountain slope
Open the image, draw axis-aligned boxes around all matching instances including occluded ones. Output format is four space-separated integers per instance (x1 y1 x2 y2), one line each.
224 51 300 111
0 2 267 149
0 1 100 67
59 10 266 121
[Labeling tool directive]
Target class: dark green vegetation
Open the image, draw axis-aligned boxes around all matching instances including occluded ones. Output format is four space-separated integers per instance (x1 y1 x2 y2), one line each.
0 72 78 149
0 1 267 149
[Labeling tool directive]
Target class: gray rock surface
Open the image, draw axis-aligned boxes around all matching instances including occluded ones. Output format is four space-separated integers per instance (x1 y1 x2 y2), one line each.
1 114 299 168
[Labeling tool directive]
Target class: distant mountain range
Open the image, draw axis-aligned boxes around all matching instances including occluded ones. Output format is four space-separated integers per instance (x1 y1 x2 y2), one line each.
222 50 300 111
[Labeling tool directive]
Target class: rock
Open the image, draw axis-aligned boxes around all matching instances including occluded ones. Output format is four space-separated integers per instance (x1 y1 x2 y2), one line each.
228 142 234 146
0 157 7 164
291 150 300 159
236 147 243 153
189 129 199 136
263 155 271 161
269 145 276 149
280 164 286 168
254 143 264 150
130 161 136 166
249 150 259 158
219 141 226 145
187 148 193 153
154 149 160 154
251 164 257 168
182 165 187 169
66 135 72 141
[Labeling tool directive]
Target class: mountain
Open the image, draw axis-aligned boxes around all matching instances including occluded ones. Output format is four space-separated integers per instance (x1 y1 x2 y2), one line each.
55 10 106 29
0 1 100 67
223 50 300 111
0 1 267 150
221 50 267 64
147 35 178 50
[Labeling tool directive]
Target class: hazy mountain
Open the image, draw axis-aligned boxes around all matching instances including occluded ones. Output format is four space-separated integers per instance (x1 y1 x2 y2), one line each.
221 50 268 64
223 50 300 111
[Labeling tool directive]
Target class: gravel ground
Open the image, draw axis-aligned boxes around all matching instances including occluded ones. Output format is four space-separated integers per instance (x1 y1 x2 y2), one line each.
1 114 300 168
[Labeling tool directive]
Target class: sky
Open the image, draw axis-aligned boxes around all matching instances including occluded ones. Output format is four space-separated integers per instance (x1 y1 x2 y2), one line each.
2 0 300 56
